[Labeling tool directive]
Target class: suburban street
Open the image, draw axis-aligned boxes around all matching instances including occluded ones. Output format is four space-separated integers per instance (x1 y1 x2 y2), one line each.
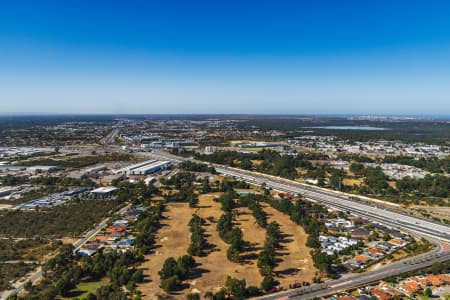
259 249 450 300
0 203 131 300
148 150 450 299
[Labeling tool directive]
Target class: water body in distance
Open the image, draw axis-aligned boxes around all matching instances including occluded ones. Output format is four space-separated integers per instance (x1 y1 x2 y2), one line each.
308 126 389 130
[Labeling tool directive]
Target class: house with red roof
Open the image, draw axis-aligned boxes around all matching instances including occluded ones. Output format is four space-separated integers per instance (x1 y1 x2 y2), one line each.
371 288 392 300
398 281 421 297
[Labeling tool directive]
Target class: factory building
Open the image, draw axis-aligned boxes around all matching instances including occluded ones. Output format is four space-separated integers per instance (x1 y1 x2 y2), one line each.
128 161 171 175
90 187 118 199
116 160 171 176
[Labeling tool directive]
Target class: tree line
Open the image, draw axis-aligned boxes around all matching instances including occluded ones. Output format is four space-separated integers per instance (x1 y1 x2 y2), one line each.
188 214 207 257
215 190 245 263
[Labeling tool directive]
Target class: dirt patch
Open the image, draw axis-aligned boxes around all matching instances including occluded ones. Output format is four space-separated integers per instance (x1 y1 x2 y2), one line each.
261 203 317 286
188 194 264 295
138 202 194 299
138 194 317 298
343 178 364 186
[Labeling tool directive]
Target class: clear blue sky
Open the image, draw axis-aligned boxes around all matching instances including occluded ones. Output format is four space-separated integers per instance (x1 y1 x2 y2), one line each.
1 0 450 115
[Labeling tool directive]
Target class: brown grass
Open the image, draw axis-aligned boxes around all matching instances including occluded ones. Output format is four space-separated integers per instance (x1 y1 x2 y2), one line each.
188 194 264 294
138 202 194 299
261 203 317 285
343 178 364 186
138 193 317 298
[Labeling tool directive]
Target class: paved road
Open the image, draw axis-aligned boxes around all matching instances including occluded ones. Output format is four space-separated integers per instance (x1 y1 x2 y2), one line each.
146 151 450 299
259 249 450 300
100 128 120 146
0 261 38 264
147 151 450 243
0 203 131 300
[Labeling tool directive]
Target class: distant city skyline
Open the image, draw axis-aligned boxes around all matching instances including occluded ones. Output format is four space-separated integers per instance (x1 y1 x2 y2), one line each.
1 0 450 114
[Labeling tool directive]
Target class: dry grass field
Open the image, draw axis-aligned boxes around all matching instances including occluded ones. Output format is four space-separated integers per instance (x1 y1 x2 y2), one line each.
138 202 194 299
138 193 316 299
261 203 317 286
188 194 265 294
343 178 364 186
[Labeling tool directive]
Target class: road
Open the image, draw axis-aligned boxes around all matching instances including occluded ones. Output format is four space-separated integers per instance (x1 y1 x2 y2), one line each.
146 151 450 299
147 150 450 243
259 249 450 300
0 203 131 300
215 167 450 243
100 128 120 146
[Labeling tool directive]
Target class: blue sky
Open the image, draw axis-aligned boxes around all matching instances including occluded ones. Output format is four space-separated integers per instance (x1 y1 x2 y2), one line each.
1 0 450 114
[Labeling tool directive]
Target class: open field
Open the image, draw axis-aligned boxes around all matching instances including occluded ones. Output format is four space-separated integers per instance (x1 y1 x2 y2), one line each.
64 277 109 299
411 205 450 221
138 193 316 298
138 202 194 299
261 203 317 286
190 194 265 293
343 178 364 186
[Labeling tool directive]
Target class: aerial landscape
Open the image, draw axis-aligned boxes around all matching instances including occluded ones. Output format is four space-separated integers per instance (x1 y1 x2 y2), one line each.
1 1 450 300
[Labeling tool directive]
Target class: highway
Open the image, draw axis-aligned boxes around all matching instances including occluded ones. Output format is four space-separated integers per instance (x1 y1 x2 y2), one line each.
0 203 131 300
146 151 450 299
100 128 120 146
216 167 450 243
147 151 450 243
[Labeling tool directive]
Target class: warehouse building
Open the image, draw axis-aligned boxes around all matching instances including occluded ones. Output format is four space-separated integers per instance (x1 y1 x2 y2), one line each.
127 160 171 175
116 160 171 175
90 187 118 199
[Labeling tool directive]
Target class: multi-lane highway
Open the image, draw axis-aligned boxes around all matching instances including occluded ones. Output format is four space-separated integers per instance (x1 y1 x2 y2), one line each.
148 150 450 243
216 166 450 243
147 151 450 299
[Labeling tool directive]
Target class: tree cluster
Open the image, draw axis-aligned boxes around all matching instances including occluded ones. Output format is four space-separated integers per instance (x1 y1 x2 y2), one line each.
134 202 165 254
16 244 144 300
179 161 216 174
263 196 335 276
239 194 267 228
192 149 318 180
115 181 159 205
158 255 196 292
188 214 207 257
206 276 261 300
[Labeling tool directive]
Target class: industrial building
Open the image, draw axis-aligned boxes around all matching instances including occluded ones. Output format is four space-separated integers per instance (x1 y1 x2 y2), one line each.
26 165 59 173
116 160 171 176
90 186 118 198
14 187 89 210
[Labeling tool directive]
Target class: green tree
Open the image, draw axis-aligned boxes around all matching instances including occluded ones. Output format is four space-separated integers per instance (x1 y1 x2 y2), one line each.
225 276 247 300
160 275 182 293
260 274 275 291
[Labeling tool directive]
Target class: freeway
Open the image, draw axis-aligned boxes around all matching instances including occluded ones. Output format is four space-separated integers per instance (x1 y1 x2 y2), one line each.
100 128 120 146
214 167 450 243
147 151 450 243
146 151 450 298
0 203 131 300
